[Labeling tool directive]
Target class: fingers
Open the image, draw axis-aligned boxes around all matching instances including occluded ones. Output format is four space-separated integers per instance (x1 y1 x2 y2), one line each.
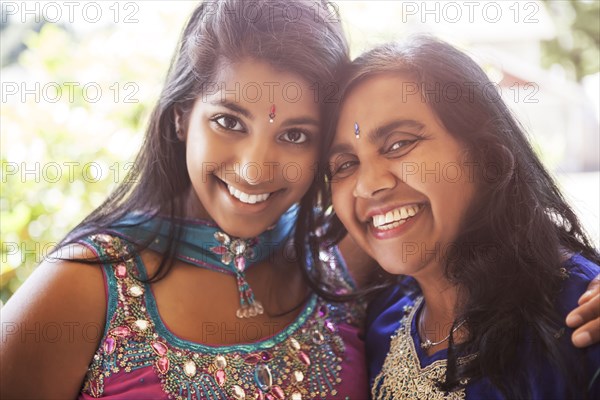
566 293 600 348
571 318 600 348
567 293 600 327
579 275 600 305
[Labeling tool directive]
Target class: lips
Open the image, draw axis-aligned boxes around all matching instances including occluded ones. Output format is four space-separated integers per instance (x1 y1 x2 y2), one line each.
369 204 422 230
227 184 271 204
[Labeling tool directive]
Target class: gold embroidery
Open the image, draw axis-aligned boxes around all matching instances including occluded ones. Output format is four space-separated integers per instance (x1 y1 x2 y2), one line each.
372 297 468 400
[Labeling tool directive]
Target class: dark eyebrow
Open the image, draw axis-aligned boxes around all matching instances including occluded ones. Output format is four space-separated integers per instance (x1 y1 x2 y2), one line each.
209 100 254 119
206 101 318 128
367 119 425 144
328 119 425 158
280 117 320 128
328 142 353 158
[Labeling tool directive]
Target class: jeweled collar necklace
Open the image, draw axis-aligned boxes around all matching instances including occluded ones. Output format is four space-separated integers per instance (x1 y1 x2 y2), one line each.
106 206 298 319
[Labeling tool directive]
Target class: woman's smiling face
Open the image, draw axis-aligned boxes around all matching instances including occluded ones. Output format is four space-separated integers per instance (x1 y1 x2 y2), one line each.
179 58 321 238
329 73 476 278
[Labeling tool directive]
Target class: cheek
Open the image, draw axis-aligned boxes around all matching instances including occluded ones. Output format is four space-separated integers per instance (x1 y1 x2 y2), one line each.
292 174 313 198
185 130 208 161
331 187 342 217
185 132 233 173
286 150 318 187
186 147 211 180
331 182 354 226
436 159 476 207
415 162 475 234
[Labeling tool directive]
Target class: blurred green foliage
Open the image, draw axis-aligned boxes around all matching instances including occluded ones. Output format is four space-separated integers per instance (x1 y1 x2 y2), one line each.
1 7 192 302
541 0 600 82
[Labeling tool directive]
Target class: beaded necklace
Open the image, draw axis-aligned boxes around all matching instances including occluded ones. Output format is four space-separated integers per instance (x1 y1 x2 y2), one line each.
106 206 297 318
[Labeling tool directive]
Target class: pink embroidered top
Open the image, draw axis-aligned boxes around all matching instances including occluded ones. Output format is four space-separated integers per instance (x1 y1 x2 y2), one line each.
77 233 368 399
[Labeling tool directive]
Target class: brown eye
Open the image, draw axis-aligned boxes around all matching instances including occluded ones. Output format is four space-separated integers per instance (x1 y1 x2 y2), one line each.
384 138 420 156
335 160 358 175
280 129 308 144
389 140 410 151
213 115 244 131
328 154 358 178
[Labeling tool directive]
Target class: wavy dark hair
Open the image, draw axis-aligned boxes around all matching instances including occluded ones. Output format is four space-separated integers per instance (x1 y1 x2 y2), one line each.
57 0 349 283
302 35 600 398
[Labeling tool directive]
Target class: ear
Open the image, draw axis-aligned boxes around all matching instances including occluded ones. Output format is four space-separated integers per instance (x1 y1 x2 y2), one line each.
174 106 186 141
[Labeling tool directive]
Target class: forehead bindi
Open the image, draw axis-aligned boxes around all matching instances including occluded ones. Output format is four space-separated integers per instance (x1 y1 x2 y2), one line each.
339 75 441 135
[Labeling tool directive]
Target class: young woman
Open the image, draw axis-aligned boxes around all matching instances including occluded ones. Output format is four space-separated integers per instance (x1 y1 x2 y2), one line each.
0 1 369 398
322 36 600 399
2 2 599 399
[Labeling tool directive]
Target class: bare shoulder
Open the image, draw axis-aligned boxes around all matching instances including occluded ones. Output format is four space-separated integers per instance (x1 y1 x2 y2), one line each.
0 243 107 398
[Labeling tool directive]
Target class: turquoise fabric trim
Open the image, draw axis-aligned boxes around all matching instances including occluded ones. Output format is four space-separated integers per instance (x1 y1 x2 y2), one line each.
131 249 318 353
79 237 118 338
105 205 298 276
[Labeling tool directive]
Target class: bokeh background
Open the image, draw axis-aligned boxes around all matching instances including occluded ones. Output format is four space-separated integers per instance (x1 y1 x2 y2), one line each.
2 0 599 303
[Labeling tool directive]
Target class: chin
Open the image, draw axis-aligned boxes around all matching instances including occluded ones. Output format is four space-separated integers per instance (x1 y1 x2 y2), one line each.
217 222 267 239
373 252 413 276
219 212 283 238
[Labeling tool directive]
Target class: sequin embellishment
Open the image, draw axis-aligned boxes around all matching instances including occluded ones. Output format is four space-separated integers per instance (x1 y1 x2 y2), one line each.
372 297 472 400
81 234 362 399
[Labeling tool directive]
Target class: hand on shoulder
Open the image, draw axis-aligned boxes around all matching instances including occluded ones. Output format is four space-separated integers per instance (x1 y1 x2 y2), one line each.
567 272 600 348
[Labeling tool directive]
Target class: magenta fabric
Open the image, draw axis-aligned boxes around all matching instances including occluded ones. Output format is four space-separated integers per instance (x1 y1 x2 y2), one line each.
78 368 162 399
77 233 369 399
78 322 368 399
336 323 370 397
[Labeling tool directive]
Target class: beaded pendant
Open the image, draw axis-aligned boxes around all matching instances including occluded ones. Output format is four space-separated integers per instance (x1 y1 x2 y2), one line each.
210 231 263 318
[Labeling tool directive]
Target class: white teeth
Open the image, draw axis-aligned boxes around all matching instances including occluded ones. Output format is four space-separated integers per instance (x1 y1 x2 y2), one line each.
400 207 408 219
371 204 422 229
385 211 394 224
376 219 407 231
227 184 270 204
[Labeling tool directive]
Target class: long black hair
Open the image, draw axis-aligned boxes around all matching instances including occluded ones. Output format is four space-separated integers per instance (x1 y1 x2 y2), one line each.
56 0 349 282
302 35 600 398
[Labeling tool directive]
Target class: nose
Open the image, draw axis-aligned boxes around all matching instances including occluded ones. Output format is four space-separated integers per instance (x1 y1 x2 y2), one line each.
238 139 277 185
353 160 396 198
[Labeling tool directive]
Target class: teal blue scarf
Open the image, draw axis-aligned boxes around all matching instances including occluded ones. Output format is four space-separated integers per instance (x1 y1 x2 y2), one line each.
106 206 298 318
